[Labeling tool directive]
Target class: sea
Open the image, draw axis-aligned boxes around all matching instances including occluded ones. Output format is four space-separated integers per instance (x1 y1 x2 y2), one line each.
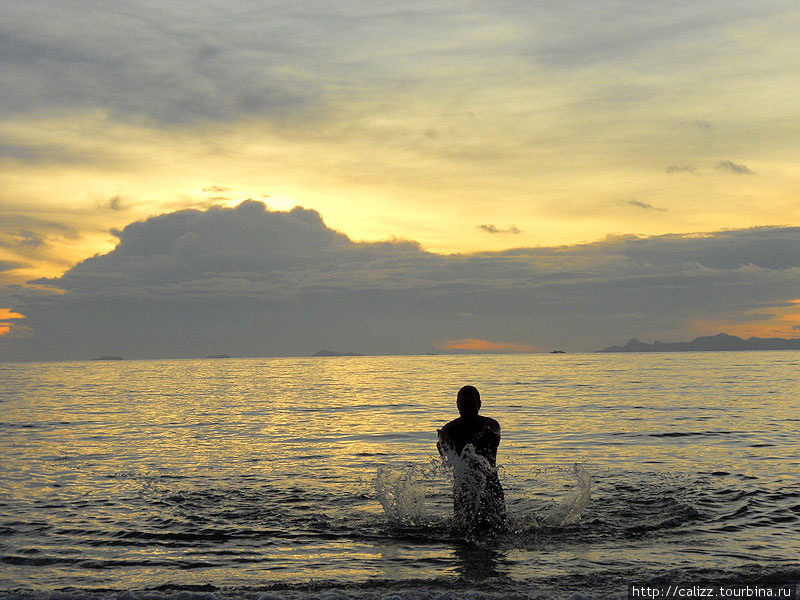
1 352 798 600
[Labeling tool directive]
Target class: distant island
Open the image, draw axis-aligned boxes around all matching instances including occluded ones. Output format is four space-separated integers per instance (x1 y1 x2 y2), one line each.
598 333 800 353
205 354 231 359
312 350 365 357
91 355 124 361
550 349 565 354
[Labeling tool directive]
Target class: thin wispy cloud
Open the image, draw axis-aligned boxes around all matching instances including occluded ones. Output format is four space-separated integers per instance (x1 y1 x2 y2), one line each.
0 260 25 272
693 120 714 136
620 200 667 212
666 165 696 174
716 160 754 175
0 231 43 249
477 224 521 234
0 142 39 161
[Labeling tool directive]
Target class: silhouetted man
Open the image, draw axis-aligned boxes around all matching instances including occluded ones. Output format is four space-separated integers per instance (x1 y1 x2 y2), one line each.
437 385 506 532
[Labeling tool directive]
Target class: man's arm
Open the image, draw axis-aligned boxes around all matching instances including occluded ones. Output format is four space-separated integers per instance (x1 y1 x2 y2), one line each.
437 422 454 456
488 418 501 442
481 418 501 463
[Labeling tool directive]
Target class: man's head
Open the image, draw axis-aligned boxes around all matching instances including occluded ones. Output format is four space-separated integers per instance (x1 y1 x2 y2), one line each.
456 385 481 418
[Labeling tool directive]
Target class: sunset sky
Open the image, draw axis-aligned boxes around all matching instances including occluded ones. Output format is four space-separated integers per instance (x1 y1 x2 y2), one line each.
1 1 799 360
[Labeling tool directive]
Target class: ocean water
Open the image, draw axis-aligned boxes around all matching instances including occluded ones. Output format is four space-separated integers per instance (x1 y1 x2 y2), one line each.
1 352 798 599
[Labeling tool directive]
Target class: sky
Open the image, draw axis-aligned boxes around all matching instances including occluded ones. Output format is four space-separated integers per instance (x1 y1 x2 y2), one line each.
1 1 799 360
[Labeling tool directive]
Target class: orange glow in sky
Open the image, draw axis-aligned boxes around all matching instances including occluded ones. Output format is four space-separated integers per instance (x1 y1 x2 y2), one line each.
0 309 26 337
435 338 542 353
690 299 800 340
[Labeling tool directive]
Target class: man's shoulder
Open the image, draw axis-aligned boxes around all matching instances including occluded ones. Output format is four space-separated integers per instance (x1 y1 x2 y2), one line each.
440 418 461 432
481 416 501 430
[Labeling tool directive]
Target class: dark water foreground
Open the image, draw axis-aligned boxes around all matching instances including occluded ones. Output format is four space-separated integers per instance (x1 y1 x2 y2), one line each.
1 353 798 598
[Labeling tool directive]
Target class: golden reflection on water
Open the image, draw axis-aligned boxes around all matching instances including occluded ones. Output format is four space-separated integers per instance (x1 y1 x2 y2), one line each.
1 352 798 590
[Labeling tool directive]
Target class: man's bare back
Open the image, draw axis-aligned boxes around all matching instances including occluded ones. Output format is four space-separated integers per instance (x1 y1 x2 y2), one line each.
438 415 501 465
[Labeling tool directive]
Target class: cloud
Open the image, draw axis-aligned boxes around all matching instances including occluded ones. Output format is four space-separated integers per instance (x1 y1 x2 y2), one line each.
0 11 320 124
0 308 26 337
29 200 433 299
0 230 43 249
0 322 32 338
0 215 82 266
435 339 540 353
107 196 125 211
620 200 667 212
0 142 39 161
1 0 797 264
0 217 83 277
3 1 793 132
716 160 754 175
0 309 26 320
0 136 102 165
666 165 696 174
3 201 799 360
477 224 521 234
693 120 714 136
0 216 77 241
0 260 25 272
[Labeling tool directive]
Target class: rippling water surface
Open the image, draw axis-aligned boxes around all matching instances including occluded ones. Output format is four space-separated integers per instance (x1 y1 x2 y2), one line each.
1 353 798 598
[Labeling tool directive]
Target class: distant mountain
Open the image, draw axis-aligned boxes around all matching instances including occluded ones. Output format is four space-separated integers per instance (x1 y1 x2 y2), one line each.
205 354 231 359
91 355 125 361
598 333 800 353
312 350 365 357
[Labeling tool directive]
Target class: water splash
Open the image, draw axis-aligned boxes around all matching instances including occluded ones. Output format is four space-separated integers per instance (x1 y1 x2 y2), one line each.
535 463 592 527
375 459 448 527
375 452 591 536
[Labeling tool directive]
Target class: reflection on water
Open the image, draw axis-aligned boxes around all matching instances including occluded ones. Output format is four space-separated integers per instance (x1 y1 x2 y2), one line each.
453 543 508 580
0 352 799 595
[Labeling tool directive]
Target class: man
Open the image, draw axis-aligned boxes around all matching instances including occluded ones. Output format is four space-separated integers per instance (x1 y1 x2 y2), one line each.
437 385 506 532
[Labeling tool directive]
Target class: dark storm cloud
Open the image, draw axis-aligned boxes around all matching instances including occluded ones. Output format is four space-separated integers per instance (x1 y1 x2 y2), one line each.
4 201 798 360
715 160 754 175
620 200 666 212
477 224 521 234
